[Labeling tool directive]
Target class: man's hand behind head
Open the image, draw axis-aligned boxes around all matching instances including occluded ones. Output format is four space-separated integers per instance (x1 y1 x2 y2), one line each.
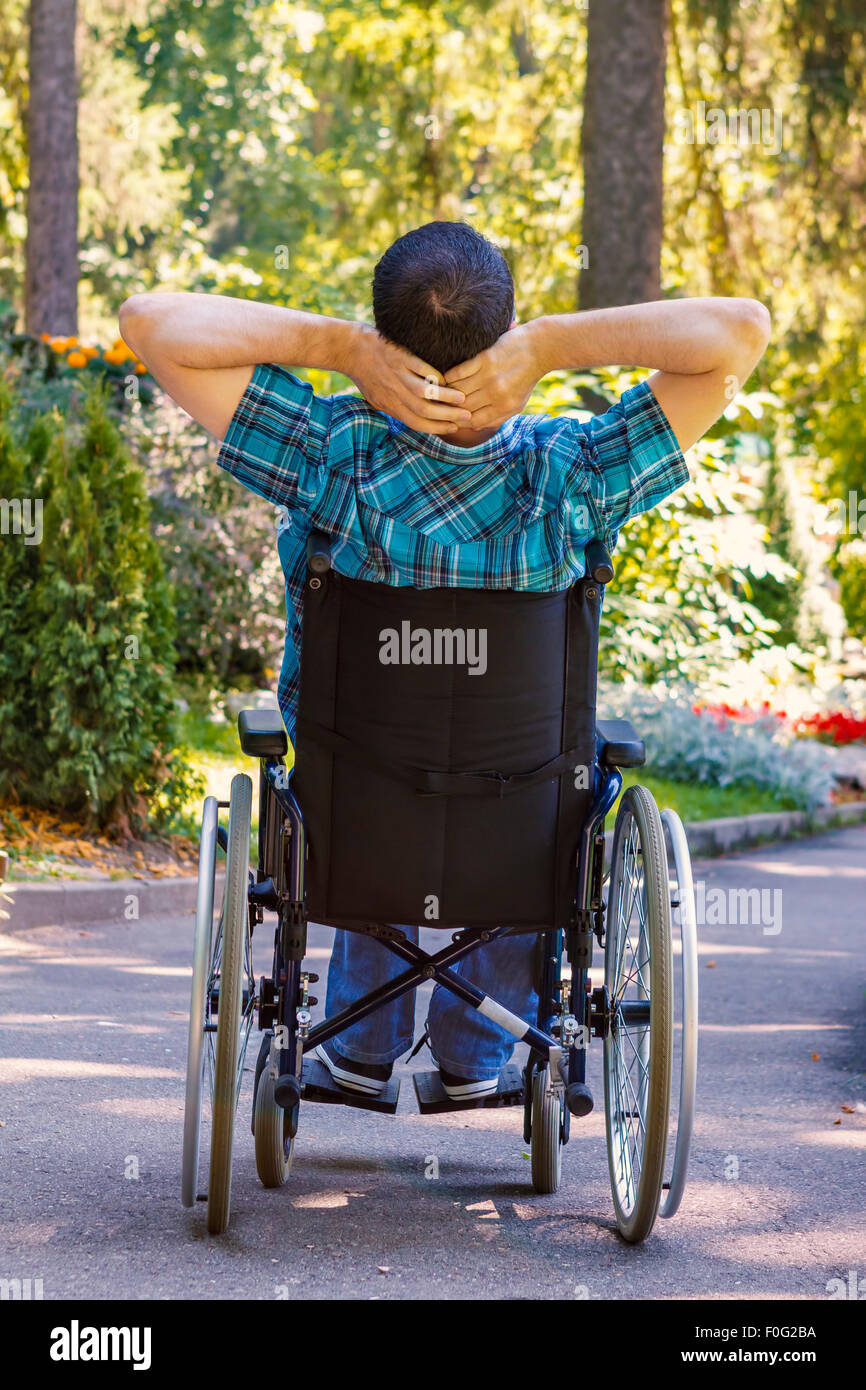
444 320 548 432
346 325 472 435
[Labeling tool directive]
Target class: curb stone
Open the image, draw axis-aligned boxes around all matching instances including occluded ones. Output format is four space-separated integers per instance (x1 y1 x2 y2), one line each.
602 799 866 863
3 803 865 933
2 874 222 933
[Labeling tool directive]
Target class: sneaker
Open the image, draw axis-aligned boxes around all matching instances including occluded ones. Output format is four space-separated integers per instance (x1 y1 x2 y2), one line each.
439 1067 500 1101
315 1042 393 1096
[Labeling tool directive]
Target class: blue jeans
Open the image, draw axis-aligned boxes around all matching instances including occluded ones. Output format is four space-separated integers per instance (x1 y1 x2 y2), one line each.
324 927 539 1080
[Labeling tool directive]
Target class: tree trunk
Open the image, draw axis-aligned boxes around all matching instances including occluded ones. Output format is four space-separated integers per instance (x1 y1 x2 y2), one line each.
579 0 667 309
25 0 79 335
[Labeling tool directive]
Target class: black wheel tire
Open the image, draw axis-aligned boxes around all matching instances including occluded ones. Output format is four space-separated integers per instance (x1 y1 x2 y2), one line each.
254 1057 294 1188
530 1066 563 1194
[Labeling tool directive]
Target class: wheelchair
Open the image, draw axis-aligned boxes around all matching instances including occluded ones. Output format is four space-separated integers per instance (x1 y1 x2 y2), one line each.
182 533 698 1243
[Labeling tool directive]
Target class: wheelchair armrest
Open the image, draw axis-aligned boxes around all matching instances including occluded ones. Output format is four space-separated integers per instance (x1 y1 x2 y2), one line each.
596 718 646 769
238 708 288 758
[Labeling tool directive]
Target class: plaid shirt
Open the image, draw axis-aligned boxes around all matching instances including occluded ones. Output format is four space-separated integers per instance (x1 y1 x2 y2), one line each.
217 365 688 740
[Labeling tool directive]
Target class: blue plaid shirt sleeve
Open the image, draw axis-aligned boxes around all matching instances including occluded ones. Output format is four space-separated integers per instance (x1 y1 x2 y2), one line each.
580 380 689 539
216 362 334 511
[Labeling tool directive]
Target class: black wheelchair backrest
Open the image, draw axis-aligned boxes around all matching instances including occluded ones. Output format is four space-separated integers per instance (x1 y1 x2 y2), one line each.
291 548 606 931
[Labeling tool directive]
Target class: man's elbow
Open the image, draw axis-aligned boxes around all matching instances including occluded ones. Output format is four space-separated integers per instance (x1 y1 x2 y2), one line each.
118 293 160 354
733 298 771 357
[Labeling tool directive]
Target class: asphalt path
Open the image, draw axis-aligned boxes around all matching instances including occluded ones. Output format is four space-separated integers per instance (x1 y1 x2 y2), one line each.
1 826 864 1300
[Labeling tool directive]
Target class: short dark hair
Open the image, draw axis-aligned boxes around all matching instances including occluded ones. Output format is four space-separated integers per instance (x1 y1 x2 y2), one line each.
372 221 514 375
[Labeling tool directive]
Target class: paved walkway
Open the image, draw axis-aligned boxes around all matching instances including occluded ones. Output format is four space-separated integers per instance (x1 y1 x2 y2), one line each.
0 827 864 1299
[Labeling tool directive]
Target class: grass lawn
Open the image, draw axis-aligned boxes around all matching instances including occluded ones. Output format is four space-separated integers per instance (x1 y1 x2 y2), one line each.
614 770 799 822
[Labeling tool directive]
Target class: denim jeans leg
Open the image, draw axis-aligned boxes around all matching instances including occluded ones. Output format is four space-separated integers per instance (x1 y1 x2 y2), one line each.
324 925 419 1064
426 932 539 1080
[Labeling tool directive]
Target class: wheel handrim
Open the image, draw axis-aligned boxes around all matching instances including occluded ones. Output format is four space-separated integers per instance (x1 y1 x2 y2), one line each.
606 810 652 1218
181 796 219 1208
659 808 699 1218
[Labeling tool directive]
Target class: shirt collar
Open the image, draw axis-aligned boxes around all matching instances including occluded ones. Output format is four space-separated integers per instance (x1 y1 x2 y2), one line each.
385 412 529 466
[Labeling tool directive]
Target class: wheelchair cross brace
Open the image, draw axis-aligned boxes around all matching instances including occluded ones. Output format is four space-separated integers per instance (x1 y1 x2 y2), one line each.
302 925 561 1064
259 757 622 1119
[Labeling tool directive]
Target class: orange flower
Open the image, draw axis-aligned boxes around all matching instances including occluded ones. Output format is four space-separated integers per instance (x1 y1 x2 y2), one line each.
134 362 147 375
103 347 125 364
66 350 87 367
40 332 52 342
50 337 69 353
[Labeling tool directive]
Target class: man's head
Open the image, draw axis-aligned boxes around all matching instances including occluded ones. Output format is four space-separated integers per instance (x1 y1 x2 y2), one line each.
372 221 515 376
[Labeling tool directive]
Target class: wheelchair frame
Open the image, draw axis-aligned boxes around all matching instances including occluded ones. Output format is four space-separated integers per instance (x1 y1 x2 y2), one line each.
182 537 699 1242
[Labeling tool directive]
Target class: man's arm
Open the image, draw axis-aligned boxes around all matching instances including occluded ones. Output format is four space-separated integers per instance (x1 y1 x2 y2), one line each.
444 297 771 452
118 291 472 440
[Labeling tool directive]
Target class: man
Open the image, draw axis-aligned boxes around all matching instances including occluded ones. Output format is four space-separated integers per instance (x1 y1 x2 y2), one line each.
120 220 770 1100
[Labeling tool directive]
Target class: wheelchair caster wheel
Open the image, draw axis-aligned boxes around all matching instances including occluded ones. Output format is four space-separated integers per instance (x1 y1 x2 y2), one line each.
255 1064 294 1188
530 1066 563 1194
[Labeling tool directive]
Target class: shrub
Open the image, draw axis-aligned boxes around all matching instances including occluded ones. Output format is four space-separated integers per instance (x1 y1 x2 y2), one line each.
0 376 197 833
2 320 284 688
600 683 836 811
530 371 806 685
125 392 285 683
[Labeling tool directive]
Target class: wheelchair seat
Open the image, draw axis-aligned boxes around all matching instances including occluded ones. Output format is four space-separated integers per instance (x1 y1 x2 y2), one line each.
238 707 288 758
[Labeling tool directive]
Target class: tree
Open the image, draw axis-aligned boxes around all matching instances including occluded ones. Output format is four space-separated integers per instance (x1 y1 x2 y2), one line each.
579 0 667 308
25 0 79 335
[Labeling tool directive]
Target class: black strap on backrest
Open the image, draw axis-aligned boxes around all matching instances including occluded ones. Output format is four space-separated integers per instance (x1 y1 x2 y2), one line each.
295 716 588 798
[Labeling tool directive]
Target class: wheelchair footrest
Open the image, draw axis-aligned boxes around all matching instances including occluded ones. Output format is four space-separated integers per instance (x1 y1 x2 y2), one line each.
413 1064 524 1114
300 1056 400 1114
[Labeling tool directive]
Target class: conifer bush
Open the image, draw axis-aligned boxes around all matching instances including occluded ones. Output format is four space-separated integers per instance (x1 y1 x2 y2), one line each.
0 379 195 832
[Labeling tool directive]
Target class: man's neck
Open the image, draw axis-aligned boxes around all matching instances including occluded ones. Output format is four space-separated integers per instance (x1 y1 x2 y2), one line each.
445 423 507 448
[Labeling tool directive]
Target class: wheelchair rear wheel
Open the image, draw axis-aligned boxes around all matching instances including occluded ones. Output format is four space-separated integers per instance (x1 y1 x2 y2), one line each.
207 773 255 1234
530 1065 563 1194
604 785 672 1243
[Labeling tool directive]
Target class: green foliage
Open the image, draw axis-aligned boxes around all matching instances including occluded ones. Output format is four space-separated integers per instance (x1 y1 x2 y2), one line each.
838 546 866 638
751 453 801 645
0 377 197 832
124 394 285 683
0 0 861 804
530 370 801 685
